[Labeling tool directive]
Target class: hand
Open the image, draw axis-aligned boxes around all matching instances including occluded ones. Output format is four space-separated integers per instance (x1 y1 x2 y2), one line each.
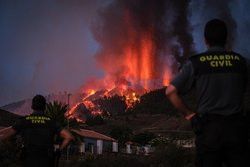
185 113 196 121
190 114 203 135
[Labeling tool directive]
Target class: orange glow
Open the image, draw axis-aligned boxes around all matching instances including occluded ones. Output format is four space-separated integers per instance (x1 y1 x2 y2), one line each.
124 33 155 86
163 66 172 86
76 118 84 123
141 36 153 80
89 90 96 95
66 102 80 118
83 100 102 116
68 10 174 119
83 100 96 109
124 90 140 108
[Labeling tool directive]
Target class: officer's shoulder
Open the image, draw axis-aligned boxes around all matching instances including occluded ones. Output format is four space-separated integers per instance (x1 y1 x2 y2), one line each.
230 51 245 59
23 114 31 119
15 115 26 122
189 51 244 58
188 52 207 61
14 115 28 127
227 51 247 64
23 114 37 118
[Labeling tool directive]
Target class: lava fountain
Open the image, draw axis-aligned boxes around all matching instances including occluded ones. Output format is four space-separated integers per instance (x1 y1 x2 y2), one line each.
67 0 193 122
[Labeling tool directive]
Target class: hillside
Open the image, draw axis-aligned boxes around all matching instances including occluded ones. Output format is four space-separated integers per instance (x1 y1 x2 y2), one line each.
1 100 26 111
84 88 195 138
0 109 22 127
1 99 32 116
85 113 193 138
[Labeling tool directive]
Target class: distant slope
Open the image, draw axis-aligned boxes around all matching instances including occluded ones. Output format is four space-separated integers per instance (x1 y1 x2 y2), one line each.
1 100 26 111
0 109 22 126
1 99 32 116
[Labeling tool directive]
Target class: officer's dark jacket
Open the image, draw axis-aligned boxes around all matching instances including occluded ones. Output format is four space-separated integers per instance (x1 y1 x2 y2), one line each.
12 111 62 155
171 47 248 115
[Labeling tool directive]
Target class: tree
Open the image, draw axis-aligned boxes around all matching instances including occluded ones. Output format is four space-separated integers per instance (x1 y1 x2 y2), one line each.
109 126 133 145
86 115 104 126
46 101 80 129
132 131 156 145
94 95 127 116
131 88 177 116
46 101 68 126
46 101 81 143
149 136 172 146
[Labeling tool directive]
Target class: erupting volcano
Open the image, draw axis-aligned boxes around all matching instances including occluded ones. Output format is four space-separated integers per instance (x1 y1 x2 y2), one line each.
67 0 193 122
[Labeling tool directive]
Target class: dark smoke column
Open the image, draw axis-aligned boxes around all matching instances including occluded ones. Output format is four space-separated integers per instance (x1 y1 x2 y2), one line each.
92 0 194 86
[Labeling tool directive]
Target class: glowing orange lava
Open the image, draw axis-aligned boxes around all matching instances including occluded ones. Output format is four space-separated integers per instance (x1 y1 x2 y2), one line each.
67 10 173 121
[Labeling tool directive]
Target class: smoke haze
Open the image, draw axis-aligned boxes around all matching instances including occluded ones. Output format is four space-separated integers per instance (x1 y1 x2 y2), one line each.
92 0 193 86
1 0 250 107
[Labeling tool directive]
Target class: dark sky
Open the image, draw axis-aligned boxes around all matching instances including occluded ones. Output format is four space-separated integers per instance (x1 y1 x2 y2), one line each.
0 0 109 106
190 0 250 53
0 0 250 106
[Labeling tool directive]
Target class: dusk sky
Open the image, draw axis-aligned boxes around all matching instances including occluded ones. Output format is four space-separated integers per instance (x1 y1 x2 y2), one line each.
0 0 250 106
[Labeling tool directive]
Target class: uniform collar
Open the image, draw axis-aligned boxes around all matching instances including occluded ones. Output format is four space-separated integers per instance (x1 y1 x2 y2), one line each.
207 46 225 52
32 110 45 115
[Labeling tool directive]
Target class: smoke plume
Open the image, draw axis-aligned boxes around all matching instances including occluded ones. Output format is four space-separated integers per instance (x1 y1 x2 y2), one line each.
92 0 194 86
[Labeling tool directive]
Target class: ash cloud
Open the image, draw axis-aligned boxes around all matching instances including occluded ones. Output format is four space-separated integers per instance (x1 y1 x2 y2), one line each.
92 0 194 80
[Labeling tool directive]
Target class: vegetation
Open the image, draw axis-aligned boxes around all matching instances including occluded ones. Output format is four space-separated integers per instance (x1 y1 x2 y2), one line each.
86 115 104 126
94 95 127 116
148 144 195 167
131 88 177 116
109 126 133 145
132 131 156 145
46 101 68 126
46 101 81 144
149 136 172 146
0 138 22 167
46 101 80 129
0 136 195 167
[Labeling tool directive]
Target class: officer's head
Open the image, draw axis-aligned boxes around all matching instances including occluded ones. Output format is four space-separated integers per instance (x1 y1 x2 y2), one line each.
31 95 46 111
204 19 227 47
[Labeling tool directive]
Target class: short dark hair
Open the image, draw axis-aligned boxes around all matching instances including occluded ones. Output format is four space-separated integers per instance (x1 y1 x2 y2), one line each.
32 95 46 111
204 19 227 47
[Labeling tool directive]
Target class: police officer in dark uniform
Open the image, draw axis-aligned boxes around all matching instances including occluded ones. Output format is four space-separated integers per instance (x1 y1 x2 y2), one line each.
0 95 73 167
166 19 249 167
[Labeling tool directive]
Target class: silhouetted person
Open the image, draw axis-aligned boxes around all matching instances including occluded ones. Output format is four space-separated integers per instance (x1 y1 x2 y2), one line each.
166 19 248 167
0 95 73 167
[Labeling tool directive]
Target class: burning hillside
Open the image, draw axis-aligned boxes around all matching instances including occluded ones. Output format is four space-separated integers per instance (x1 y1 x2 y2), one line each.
66 0 194 122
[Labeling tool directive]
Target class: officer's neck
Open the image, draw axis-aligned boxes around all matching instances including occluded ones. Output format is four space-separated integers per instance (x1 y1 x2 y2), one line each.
207 45 225 52
32 110 45 115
